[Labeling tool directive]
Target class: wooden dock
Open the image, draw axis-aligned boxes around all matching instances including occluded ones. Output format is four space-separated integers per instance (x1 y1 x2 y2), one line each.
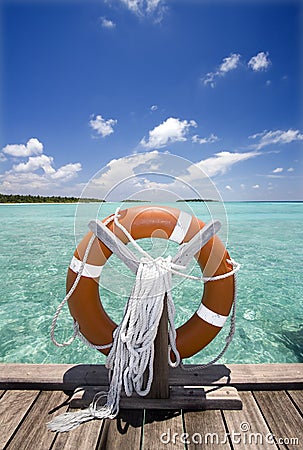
1 363 302 449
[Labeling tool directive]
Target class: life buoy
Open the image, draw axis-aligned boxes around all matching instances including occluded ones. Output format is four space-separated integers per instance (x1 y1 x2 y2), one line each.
67 206 235 359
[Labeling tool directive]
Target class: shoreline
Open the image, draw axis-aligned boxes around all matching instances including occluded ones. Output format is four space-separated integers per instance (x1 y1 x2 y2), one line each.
0 200 303 205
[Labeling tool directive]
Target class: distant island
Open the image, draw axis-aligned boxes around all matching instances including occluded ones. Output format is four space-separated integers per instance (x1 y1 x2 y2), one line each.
176 198 217 202
0 193 105 203
0 194 219 204
122 199 151 202
121 199 217 203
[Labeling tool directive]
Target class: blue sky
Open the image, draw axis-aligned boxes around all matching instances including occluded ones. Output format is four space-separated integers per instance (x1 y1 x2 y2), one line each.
0 0 302 201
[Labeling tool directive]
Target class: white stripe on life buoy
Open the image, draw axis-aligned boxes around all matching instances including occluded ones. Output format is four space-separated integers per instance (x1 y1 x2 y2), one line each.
69 256 103 278
196 304 228 328
169 210 192 244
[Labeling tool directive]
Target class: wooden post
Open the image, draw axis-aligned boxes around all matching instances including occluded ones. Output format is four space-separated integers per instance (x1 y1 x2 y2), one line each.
146 294 169 399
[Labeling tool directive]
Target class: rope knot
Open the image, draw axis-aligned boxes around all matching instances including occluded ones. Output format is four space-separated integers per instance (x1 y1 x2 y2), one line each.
140 254 185 273
138 255 174 290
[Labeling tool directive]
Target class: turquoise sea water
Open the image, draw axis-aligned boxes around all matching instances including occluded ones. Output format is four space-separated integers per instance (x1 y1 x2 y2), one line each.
0 202 302 365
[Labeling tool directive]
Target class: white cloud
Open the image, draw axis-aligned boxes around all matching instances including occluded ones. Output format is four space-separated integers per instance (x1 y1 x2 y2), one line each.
10 155 82 181
225 185 232 191
249 129 303 149
252 184 260 189
2 138 43 157
100 17 116 28
272 167 283 173
150 105 158 112
267 174 285 179
248 52 271 72
13 155 55 174
84 151 161 199
287 167 294 172
0 162 82 194
202 72 216 89
193 150 261 177
0 172 52 193
219 54 241 73
0 138 82 194
119 0 166 20
89 114 117 137
192 133 219 144
80 148 263 202
240 184 245 189
203 51 271 87
140 117 197 149
202 53 241 88
0 153 7 162
51 163 82 180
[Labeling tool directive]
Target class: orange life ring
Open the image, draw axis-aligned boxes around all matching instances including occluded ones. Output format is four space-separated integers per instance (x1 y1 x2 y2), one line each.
67 205 235 359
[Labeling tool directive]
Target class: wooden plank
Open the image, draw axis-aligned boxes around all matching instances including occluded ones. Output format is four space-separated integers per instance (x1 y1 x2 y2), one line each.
51 414 103 450
223 391 279 449
127 385 242 409
6 390 69 450
183 410 231 449
288 390 303 414
172 220 221 266
143 410 184 450
172 220 221 267
1 363 302 390
70 385 241 410
146 295 169 399
0 389 40 449
0 363 109 390
169 364 303 390
254 390 303 450
89 220 139 273
97 409 143 450
0 389 5 399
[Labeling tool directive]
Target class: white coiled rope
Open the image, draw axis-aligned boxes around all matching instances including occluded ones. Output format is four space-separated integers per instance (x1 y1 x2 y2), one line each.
48 208 240 432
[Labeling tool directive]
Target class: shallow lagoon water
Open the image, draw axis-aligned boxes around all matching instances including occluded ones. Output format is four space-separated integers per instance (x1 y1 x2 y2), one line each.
0 202 302 365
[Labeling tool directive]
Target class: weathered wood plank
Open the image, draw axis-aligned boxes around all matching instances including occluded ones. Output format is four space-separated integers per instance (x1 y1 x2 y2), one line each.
183 410 231 449
223 391 279 450
0 389 5 399
146 296 169 399
70 385 241 410
0 389 40 449
1 363 302 390
143 410 184 450
170 364 303 390
254 391 303 450
97 410 143 450
288 390 303 414
172 220 221 267
6 390 69 450
0 363 109 390
51 415 103 450
89 219 139 273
